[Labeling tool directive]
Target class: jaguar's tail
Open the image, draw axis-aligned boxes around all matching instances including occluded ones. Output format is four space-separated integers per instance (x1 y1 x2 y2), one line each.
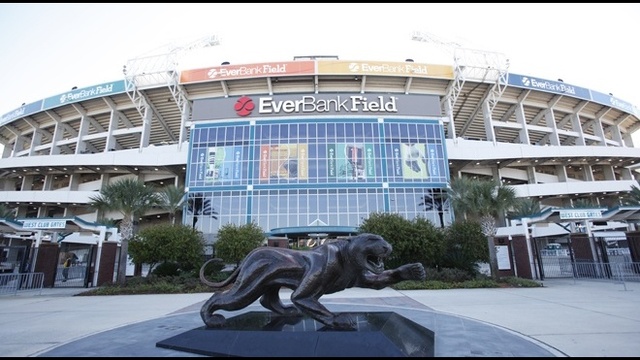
199 258 240 289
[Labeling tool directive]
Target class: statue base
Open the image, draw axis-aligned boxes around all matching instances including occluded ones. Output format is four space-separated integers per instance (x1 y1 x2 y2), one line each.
156 311 434 357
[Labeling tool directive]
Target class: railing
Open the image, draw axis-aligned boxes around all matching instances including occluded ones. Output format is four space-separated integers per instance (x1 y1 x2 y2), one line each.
571 261 640 290
0 272 44 296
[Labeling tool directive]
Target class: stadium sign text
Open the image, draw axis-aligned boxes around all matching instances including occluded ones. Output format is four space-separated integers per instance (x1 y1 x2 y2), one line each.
1 101 43 126
523 76 577 95
180 61 316 83
350 62 429 75
43 81 126 110
316 60 454 79
257 95 397 115
559 209 603 220
21 220 67 229
59 84 114 103
208 64 288 79
192 93 442 120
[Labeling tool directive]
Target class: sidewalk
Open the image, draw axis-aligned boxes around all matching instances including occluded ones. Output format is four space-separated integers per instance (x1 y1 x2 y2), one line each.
402 278 640 357
0 278 638 357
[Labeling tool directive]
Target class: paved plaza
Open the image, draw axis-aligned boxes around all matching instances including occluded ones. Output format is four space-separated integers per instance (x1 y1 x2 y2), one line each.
1 279 639 357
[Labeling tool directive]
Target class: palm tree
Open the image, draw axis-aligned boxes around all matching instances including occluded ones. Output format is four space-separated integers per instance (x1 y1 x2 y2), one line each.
0 204 16 219
88 178 160 284
418 188 449 228
508 197 546 219
446 176 477 222
157 184 187 224
623 184 640 205
448 177 519 279
187 192 218 229
571 198 600 208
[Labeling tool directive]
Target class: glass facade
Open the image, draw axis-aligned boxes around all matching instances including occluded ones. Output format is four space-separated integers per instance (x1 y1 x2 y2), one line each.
185 118 451 239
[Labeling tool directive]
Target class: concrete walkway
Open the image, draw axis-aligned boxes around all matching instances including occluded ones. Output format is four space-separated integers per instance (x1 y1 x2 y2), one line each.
0 278 638 357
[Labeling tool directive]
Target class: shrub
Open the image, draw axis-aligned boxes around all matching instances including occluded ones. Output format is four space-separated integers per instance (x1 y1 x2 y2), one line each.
359 212 444 269
215 222 264 265
152 262 181 277
441 220 488 273
129 224 206 274
500 276 542 288
425 267 474 282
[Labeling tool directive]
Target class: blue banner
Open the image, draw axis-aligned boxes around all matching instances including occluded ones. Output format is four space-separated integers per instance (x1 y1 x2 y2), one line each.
1 100 43 126
508 73 591 101
42 81 126 110
590 91 640 117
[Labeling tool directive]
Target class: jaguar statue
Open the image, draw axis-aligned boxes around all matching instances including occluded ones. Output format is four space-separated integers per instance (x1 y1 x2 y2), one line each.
199 233 426 329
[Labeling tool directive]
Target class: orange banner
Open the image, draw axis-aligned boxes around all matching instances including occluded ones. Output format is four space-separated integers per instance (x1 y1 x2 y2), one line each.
317 60 454 79
259 144 308 181
180 61 316 84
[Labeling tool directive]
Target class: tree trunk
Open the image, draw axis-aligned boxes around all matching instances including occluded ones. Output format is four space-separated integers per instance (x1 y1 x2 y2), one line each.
117 238 129 285
116 215 135 285
487 235 499 280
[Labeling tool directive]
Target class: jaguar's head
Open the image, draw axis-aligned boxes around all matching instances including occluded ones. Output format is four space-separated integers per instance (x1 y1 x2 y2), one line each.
347 233 392 274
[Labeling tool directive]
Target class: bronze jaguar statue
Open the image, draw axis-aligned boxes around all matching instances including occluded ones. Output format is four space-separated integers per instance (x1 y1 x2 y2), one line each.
199 233 426 329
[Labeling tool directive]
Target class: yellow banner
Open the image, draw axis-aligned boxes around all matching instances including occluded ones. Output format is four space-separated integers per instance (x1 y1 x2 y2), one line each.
317 60 453 79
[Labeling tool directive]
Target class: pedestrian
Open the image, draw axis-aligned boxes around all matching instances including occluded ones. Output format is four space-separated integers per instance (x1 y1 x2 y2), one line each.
62 257 71 282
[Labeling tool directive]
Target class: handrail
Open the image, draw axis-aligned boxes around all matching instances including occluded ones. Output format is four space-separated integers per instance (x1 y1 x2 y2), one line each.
0 272 44 296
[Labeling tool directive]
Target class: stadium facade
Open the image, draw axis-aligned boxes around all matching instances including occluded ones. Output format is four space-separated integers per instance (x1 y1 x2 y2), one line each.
1 35 640 275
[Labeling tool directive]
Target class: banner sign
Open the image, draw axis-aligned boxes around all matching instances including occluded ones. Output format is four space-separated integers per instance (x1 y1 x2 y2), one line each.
259 144 308 181
180 61 316 84
590 90 639 117
0 101 43 127
192 93 442 120
559 209 603 220
327 143 376 180
21 219 67 229
317 60 454 79
42 81 126 110
508 73 591 101
204 146 244 182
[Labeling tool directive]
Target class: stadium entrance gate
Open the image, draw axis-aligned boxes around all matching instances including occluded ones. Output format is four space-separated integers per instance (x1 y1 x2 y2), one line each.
54 242 96 288
534 233 635 280
0 244 30 274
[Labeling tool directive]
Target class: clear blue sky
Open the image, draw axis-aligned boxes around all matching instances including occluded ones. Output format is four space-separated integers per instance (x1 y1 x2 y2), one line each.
1 3 639 117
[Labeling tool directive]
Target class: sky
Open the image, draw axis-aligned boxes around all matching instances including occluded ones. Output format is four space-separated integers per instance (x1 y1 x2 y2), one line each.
1 3 640 118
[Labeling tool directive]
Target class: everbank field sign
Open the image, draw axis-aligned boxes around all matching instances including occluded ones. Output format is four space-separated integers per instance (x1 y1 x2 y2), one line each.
316 60 453 79
192 93 442 120
180 61 316 83
256 95 399 114
179 60 454 84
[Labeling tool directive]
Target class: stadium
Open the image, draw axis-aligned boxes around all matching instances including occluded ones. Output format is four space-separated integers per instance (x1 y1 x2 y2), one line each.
1 33 640 286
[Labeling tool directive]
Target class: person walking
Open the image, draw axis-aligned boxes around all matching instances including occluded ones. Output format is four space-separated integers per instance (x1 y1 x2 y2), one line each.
62 257 71 282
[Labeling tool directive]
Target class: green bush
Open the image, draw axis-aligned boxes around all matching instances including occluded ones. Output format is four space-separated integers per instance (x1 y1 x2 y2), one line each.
152 262 181 277
500 276 543 288
129 224 206 274
424 267 474 282
441 221 488 273
77 275 213 296
359 212 444 269
78 273 542 296
215 222 264 265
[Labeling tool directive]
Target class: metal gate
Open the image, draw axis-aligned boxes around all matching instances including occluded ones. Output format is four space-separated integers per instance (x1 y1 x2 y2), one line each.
534 236 573 279
54 243 95 288
0 244 31 274
535 234 633 280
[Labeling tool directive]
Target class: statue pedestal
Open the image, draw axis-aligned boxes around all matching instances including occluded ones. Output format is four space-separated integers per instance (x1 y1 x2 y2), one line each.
156 311 434 357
